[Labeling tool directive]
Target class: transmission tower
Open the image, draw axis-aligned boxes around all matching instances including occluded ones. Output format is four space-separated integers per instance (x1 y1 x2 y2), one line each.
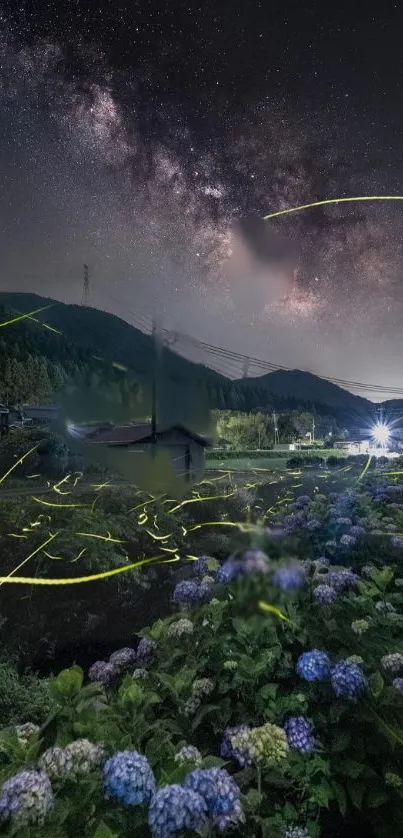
81 264 90 306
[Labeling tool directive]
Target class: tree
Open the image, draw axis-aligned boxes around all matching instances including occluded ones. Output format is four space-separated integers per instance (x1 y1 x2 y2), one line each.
214 411 273 449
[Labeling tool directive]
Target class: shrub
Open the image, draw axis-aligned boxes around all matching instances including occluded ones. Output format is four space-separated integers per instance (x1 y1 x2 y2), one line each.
0 661 53 726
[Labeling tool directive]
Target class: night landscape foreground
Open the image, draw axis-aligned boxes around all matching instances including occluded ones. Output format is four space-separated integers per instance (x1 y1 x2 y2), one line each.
2 1 403 836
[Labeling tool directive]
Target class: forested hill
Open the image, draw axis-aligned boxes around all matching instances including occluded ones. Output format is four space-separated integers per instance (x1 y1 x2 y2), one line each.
0 292 381 426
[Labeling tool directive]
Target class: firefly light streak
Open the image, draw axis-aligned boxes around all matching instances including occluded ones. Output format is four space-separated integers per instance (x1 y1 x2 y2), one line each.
263 196 403 221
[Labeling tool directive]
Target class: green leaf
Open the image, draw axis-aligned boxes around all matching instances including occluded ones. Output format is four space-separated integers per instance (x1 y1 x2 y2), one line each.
347 780 365 809
332 781 347 816
191 704 221 732
339 759 365 780
367 790 389 808
93 822 118 838
369 671 385 698
51 666 83 699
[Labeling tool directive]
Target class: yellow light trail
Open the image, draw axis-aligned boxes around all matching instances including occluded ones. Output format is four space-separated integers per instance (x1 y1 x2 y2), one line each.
32 496 88 508
357 454 372 482
0 305 54 328
264 196 403 221
75 531 126 543
0 444 38 485
258 601 291 623
187 520 257 534
0 531 59 587
0 553 171 585
167 490 237 514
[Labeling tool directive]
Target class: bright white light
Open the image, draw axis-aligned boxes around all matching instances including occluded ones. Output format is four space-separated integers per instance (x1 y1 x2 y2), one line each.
372 422 390 446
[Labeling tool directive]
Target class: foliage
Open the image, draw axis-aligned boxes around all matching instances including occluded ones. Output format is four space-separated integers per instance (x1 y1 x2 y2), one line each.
0 661 53 726
3 469 403 834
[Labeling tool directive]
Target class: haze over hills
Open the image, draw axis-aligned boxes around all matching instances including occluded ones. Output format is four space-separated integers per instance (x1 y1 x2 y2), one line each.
0 292 397 427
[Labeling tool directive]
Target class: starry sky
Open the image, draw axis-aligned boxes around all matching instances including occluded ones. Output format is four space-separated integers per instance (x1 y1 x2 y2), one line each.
1 1 403 397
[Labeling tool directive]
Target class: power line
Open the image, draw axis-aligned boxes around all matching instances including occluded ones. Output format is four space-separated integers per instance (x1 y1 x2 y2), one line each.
90 281 403 399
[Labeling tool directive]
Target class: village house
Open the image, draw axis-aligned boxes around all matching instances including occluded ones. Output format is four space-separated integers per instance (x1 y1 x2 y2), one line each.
72 422 208 482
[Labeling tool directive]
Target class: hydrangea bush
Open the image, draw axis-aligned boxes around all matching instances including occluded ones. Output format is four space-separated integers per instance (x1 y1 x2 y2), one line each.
3 477 403 835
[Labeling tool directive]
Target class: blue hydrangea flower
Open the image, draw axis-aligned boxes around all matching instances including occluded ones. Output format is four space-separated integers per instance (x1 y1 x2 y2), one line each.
283 513 305 531
215 559 243 584
198 582 213 604
136 637 157 664
285 828 309 838
104 751 155 805
350 525 366 538
173 580 203 605
296 650 331 682
336 517 353 526
296 495 311 506
273 566 305 591
313 584 337 604
340 534 356 547
307 518 321 531
392 678 403 693
327 569 358 592
392 536 403 549
184 767 244 829
88 660 116 685
330 661 367 701
220 725 251 767
191 555 209 577
149 784 208 838
284 717 315 753
242 549 270 575
0 770 53 827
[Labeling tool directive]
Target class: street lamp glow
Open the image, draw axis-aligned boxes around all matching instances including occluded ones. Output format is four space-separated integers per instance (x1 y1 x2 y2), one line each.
372 422 390 446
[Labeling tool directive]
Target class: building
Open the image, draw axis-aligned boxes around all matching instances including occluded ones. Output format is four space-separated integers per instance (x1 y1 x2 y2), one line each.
21 405 59 426
333 440 370 453
70 422 208 482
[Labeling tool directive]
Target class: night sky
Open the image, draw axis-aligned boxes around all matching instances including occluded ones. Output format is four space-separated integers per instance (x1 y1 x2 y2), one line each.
1 1 403 396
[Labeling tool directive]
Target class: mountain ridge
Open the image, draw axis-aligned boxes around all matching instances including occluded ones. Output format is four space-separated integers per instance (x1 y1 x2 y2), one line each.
0 292 398 424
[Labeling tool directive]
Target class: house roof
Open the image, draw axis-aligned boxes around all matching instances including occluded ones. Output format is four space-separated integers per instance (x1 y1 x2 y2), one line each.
86 422 208 447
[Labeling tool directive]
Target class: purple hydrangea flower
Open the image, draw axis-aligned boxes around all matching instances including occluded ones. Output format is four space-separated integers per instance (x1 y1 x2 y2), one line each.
0 770 53 827
136 637 156 663
296 650 331 682
284 716 315 753
285 829 309 838
273 566 305 591
330 661 367 701
88 660 116 685
104 751 155 805
313 584 337 604
148 785 208 838
336 517 353 526
220 725 250 767
392 678 403 693
326 569 358 592
392 536 403 549
109 647 137 671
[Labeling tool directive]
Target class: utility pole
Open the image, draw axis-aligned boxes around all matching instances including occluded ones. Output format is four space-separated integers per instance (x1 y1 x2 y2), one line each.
81 264 90 306
151 314 163 444
242 358 250 378
272 411 279 446
312 415 315 443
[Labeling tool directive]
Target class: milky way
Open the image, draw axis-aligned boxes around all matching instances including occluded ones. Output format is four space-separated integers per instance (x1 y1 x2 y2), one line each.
1 5 403 396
